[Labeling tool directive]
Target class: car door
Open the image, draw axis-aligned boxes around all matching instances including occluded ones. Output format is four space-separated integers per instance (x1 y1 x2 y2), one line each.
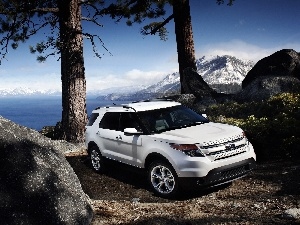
114 112 143 167
96 112 121 160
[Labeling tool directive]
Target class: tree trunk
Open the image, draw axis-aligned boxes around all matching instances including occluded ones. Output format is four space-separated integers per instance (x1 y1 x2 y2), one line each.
58 0 87 143
173 0 197 94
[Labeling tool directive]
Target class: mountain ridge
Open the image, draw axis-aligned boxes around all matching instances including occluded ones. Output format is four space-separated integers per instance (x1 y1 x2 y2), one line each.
97 55 254 101
0 87 61 97
0 55 254 98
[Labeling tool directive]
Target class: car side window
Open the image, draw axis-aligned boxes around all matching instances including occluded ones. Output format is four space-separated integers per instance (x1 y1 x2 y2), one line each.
87 113 99 126
99 112 120 130
119 112 141 131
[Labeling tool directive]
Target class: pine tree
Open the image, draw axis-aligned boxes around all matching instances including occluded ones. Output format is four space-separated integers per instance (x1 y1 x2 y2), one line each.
0 0 107 142
0 0 234 142
103 0 196 94
103 0 235 94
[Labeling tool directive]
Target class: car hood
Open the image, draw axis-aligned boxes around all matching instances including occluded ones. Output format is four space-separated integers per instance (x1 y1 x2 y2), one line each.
151 122 243 144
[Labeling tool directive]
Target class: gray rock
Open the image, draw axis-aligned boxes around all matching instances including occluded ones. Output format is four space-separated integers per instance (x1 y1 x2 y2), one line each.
283 208 300 220
242 49 300 88
235 76 300 102
175 94 196 107
0 116 93 225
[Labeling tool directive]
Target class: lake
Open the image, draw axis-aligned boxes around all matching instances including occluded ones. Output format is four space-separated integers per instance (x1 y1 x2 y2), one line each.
0 96 128 131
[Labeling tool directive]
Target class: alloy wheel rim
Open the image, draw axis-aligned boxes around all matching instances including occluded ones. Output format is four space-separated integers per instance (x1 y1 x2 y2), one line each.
150 165 175 194
91 150 101 171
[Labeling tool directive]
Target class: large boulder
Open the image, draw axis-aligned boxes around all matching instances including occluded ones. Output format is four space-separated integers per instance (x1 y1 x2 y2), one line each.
236 76 300 102
242 49 300 88
0 116 93 225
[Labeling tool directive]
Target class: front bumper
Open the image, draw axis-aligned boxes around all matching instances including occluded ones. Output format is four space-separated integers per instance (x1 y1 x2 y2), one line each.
178 158 256 189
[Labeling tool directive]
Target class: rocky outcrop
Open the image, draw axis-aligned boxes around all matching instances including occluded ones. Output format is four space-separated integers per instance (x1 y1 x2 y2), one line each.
283 208 300 220
0 116 93 225
236 76 300 102
233 49 300 102
242 49 300 88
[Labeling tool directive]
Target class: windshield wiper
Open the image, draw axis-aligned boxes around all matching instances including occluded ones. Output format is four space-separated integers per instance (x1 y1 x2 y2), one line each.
187 121 205 126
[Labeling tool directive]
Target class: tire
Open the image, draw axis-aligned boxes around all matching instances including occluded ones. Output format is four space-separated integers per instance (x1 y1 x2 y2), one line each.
88 146 105 173
148 160 179 198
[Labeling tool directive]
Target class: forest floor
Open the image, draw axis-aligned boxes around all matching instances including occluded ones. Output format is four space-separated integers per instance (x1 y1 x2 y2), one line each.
65 150 300 225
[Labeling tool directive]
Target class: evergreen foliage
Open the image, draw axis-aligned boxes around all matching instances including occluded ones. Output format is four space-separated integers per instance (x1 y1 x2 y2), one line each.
0 0 108 142
205 93 300 161
103 0 170 40
0 0 237 141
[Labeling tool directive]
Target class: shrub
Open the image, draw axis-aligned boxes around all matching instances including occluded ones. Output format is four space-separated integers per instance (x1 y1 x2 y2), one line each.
203 93 300 161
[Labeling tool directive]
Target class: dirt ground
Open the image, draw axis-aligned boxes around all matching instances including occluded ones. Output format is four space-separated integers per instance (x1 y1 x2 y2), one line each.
65 150 300 225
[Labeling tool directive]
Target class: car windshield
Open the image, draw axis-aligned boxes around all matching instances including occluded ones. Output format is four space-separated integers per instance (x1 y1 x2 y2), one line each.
136 105 209 133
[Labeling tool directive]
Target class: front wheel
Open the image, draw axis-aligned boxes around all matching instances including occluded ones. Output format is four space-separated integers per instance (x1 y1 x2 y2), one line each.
89 146 105 173
148 160 179 198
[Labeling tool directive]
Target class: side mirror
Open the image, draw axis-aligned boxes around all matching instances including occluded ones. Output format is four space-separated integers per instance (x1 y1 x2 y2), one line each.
124 128 143 136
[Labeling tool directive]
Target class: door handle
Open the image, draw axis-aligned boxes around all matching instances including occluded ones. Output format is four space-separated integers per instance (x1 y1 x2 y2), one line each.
116 135 122 140
96 131 100 135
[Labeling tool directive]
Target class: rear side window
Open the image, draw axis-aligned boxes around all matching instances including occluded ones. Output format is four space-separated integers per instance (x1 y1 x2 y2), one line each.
99 112 120 130
87 113 99 126
119 112 141 131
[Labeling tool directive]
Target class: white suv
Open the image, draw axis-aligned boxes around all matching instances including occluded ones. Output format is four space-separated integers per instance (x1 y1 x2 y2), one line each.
85 100 256 197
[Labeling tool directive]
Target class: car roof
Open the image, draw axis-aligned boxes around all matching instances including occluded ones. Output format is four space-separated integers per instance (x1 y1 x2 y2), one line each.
126 100 181 112
92 100 181 113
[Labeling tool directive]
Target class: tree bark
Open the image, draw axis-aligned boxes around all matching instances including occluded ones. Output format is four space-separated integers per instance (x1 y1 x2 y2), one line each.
58 0 87 143
173 0 197 94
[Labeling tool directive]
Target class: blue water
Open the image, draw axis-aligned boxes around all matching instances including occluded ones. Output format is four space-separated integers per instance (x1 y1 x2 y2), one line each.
0 96 128 131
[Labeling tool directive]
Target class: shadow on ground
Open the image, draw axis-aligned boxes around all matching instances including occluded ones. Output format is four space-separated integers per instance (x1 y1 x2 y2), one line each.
66 155 231 203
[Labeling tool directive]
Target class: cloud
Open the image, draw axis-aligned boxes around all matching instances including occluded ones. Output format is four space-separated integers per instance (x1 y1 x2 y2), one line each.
125 69 168 84
0 72 61 91
257 28 266 32
198 39 300 62
238 20 245 25
199 40 270 62
86 69 173 91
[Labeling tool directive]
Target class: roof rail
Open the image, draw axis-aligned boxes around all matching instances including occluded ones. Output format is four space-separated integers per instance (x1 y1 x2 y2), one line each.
122 105 137 112
131 98 174 103
93 102 121 110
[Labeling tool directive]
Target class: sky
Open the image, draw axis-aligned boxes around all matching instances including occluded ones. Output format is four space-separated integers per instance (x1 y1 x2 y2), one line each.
0 0 300 93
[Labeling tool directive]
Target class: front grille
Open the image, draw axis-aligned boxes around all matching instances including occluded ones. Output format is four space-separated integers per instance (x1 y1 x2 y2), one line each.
196 161 253 187
206 143 247 161
220 165 248 181
200 134 248 161
201 135 244 149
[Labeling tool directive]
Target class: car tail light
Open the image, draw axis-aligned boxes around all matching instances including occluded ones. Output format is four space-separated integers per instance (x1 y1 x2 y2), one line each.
169 144 204 157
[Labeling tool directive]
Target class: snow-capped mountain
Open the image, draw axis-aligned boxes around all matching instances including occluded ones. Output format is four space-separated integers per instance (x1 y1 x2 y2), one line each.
0 86 146 97
0 55 254 98
197 55 254 85
0 88 61 97
138 72 180 94
98 55 254 101
88 85 147 96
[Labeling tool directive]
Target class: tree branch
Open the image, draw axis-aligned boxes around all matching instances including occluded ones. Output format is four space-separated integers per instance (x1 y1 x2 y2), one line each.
144 14 174 35
0 7 59 15
82 32 112 58
82 17 103 27
29 8 59 13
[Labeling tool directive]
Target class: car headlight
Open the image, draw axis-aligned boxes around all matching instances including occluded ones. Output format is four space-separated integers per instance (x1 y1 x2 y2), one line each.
242 131 250 145
169 144 205 157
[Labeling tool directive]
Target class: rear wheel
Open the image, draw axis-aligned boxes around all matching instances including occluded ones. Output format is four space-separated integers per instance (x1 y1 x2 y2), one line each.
89 146 105 173
148 160 179 198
